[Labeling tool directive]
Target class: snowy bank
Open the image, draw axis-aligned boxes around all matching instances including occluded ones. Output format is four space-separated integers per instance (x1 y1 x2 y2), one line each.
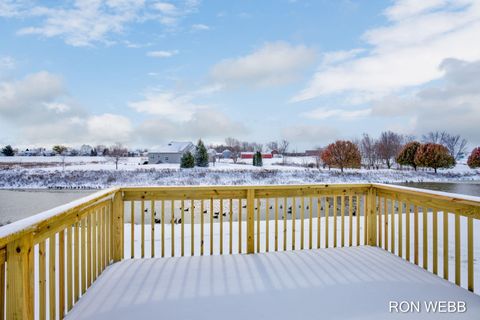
0 166 479 189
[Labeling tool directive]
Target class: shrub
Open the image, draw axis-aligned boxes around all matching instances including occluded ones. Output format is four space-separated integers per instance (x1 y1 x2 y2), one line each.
396 141 421 170
322 140 361 172
414 143 455 173
180 151 195 168
253 151 263 167
467 147 480 169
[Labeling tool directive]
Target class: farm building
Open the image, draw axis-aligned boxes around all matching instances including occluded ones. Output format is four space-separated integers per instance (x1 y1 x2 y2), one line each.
148 141 195 164
240 152 273 159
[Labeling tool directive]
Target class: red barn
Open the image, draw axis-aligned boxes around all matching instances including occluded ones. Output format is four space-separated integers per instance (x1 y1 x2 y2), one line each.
240 152 273 159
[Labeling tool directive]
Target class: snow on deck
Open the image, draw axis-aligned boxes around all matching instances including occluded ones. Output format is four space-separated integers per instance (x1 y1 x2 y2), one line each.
65 246 480 320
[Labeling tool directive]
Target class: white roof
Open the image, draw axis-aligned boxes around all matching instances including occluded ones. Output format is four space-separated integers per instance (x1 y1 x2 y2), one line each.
149 141 193 153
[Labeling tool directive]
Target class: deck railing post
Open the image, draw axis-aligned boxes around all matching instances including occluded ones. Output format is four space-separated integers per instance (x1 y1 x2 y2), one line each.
6 233 34 320
366 186 377 246
112 190 124 262
247 188 255 254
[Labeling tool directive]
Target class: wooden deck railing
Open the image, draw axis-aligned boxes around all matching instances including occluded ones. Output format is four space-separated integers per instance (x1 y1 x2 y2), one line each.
0 183 478 319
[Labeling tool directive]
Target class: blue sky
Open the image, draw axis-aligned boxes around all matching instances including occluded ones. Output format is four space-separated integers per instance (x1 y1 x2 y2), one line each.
1 0 480 150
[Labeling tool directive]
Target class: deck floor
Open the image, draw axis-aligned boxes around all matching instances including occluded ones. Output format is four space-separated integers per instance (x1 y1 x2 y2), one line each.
66 246 480 319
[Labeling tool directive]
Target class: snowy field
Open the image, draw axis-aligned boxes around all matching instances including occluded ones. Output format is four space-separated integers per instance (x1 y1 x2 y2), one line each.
0 156 479 189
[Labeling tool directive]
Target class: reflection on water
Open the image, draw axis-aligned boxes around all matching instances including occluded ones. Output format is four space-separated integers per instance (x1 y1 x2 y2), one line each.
0 189 94 225
396 182 480 197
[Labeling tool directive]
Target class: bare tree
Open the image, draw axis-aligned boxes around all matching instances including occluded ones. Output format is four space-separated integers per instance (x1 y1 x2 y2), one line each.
109 143 128 170
441 134 468 160
377 131 403 169
53 145 68 171
278 139 290 155
422 131 468 160
266 141 279 152
359 133 378 169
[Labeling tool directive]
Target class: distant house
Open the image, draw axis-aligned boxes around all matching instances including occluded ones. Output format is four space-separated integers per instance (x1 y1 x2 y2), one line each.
207 149 217 162
148 141 195 164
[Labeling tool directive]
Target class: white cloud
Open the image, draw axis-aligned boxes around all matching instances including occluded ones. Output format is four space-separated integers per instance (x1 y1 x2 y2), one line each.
5 0 201 46
191 23 209 31
153 2 177 14
44 102 70 113
301 107 371 120
371 58 480 145
293 0 480 102
146 50 179 58
129 91 205 121
87 113 133 144
211 41 316 87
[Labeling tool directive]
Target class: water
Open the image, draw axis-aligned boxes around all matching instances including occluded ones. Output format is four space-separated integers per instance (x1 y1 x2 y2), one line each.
395 182 480 197
0 189 95 225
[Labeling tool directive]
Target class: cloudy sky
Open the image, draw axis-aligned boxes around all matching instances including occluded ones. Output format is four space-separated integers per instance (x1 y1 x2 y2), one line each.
1 0 480 150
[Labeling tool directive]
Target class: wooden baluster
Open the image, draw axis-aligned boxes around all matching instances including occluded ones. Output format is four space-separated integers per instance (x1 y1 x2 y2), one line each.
432 209 438 275
300 197 304 250
292 197 296 250
130 201 134 259
333 196 337 248
317 197 321 249
49 235 56 320
180 200 184 257
467 216 474 292
283 197 287 251
59 230 65 318
384 198 389 251
151 201 155 258
309 196 313 249
414 205 419 265
325 197 329 248
341 195 345 248
356 195 360 246
406 203 411 262
378 197 383 248
171 200 175 257
220 199 224 255
443 211 449 280
423 207 428 269
265 198 269 252
98 209 102 274
247 190 255 254
210 198 214 255
87 213 92 288
67 225 73 311
141 200 145 258
81 218 87 294
398 202 403 258
191 199 195 257
455 212 461 286
161 200 165 258
229 199 233 255
93 210 97 282
256 198 261 253
391 198 395 254
74 222 79 303
275 197 279 251
39 241 46 320
348 195 353 247
238 199 242 254
200 200 204 256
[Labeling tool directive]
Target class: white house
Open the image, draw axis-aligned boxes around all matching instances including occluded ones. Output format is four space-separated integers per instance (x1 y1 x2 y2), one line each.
148 141 195 164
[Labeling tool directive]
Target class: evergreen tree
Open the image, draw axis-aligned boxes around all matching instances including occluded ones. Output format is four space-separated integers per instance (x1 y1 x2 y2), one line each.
195 139 209 167
180 151 195 168
1 145 14 156
253 151 263 167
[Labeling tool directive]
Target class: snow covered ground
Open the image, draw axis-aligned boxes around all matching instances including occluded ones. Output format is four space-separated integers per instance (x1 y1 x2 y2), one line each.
0 156 478 188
